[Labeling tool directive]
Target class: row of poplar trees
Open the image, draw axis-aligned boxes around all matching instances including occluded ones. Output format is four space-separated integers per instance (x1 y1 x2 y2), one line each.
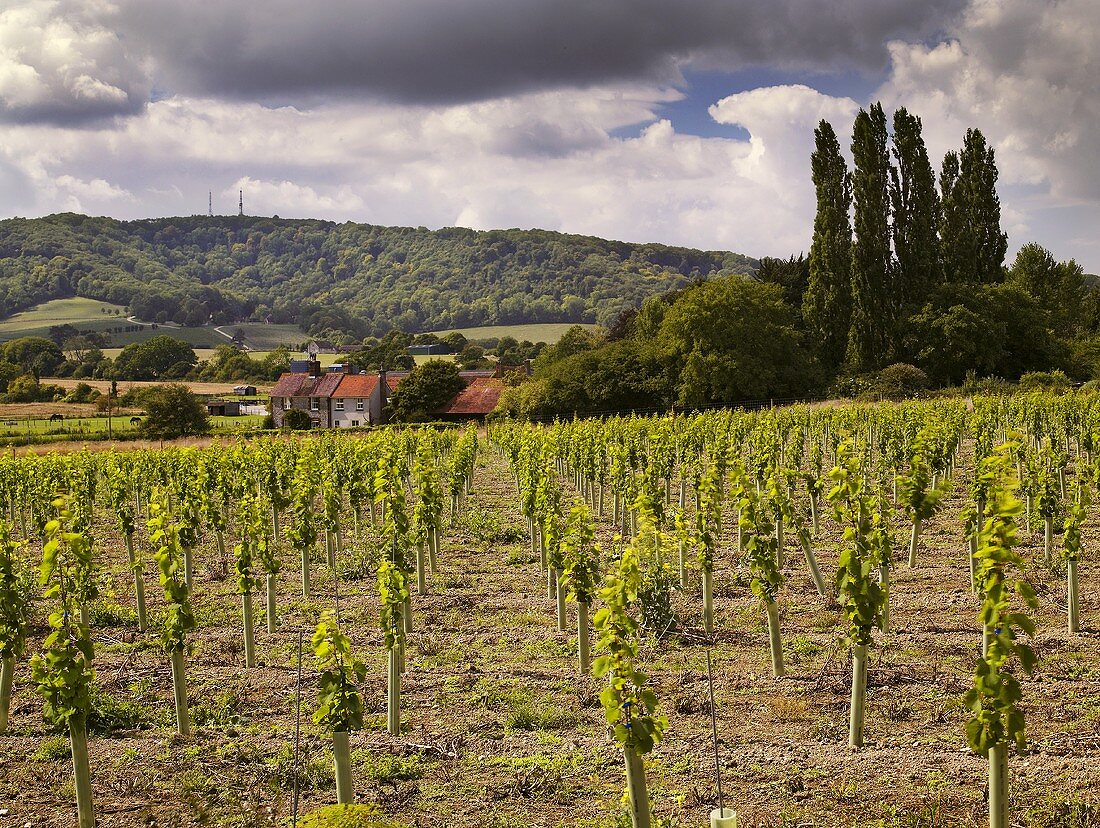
803 103 1007 374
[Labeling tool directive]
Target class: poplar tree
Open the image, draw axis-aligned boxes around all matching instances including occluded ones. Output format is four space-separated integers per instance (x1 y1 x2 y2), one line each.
847 103 893 372
803 120 852 372
890 108 940 308
940 128 1007 285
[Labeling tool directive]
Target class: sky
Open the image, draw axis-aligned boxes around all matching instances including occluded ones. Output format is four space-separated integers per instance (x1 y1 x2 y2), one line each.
0 0 1098 272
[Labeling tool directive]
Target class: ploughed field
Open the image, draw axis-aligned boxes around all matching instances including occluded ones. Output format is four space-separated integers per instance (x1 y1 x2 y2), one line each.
1 407 1099 828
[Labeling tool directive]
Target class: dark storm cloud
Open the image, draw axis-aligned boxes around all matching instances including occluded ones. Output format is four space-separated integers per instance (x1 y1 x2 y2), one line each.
0 93 147 127
0 1 150 126
115 0 968 105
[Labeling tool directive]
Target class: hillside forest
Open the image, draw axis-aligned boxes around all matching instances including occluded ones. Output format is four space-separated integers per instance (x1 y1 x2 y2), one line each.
0 216 754 341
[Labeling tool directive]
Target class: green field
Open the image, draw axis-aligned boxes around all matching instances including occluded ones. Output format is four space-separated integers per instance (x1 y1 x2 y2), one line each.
0 299 308 351
0 298 128 338
0 413 267 437
431 322 598 344
98 349 340 367
0 298 225 349
2 300 594 357
220 323 306 350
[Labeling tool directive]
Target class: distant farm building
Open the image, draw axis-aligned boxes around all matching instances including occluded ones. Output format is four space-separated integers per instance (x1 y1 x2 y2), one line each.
407 343 452 356
269 363 503 428
206 399 241 416
306 341 339 356
232 385 257 396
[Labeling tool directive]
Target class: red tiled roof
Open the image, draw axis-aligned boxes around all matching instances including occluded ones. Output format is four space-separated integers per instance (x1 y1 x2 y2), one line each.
333 374 379 398
438 377 503 416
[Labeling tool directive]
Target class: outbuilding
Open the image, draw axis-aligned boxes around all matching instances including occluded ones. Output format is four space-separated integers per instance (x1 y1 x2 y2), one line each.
206 399 241 416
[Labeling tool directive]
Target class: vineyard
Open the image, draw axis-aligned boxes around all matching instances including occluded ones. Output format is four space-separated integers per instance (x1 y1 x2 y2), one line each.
0 395 1099 828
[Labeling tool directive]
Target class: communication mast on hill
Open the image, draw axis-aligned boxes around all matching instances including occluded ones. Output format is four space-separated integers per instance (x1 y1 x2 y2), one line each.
208 191 213 216
239 190 244 216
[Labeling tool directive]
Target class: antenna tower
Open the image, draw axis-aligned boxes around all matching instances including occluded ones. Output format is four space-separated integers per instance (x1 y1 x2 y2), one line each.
239 190 244 216
208 191 212 216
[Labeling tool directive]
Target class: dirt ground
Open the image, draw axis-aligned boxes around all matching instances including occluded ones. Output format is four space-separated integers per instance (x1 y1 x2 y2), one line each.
1 436 1098 828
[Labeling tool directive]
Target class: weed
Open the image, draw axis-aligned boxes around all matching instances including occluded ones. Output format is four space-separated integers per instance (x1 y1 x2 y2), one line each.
354 750 426 783
456 504 525 545
766 695 811 722
87 600 138 628
506 548 537 566
785 634 823 664
338 537 385 581
33 735 71 761
881 698 913 722
86 683 154 734
269 741 335 791
1021 797 1100 828
506 702 575 731
191 684 244 731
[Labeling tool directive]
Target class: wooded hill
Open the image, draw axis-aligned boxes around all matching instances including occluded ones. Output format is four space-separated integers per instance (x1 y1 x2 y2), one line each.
0 214 756 341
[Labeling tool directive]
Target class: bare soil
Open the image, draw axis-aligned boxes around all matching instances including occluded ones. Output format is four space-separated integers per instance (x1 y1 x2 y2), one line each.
1 439 1098 828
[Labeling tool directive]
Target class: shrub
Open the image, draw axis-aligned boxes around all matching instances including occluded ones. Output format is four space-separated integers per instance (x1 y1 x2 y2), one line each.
388 361 465 422
138 383 212 439
4 374 64 403
875 363 930 400
1019 370 1073 393
64 382 101 404
283 408 311 430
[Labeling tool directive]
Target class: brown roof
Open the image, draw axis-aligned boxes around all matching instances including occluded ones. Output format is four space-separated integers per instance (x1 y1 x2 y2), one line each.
438 377 504 416
270 373 314 397
332 374 379 398
270 371 344 398
313 373 344 397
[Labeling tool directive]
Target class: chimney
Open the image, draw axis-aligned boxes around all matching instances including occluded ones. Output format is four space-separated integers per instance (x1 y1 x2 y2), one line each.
308 358 322 378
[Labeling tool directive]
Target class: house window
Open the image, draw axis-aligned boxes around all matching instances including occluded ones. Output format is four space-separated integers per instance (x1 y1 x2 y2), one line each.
310 398 319 411
356 398 364 411
335 399 345 411
351 420 360 427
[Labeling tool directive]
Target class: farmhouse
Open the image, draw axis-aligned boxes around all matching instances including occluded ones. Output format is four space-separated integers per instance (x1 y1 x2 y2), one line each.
269 362 503 427
306 340 339 356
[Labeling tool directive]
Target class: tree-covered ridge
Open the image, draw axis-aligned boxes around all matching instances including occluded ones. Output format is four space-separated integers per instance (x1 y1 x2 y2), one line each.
0 214 756 340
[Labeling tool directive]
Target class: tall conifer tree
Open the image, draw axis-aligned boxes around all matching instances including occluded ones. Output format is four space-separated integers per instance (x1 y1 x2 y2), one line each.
940 128 1007 284
847 103 892 372
803 120 852 372
890 108 939 308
